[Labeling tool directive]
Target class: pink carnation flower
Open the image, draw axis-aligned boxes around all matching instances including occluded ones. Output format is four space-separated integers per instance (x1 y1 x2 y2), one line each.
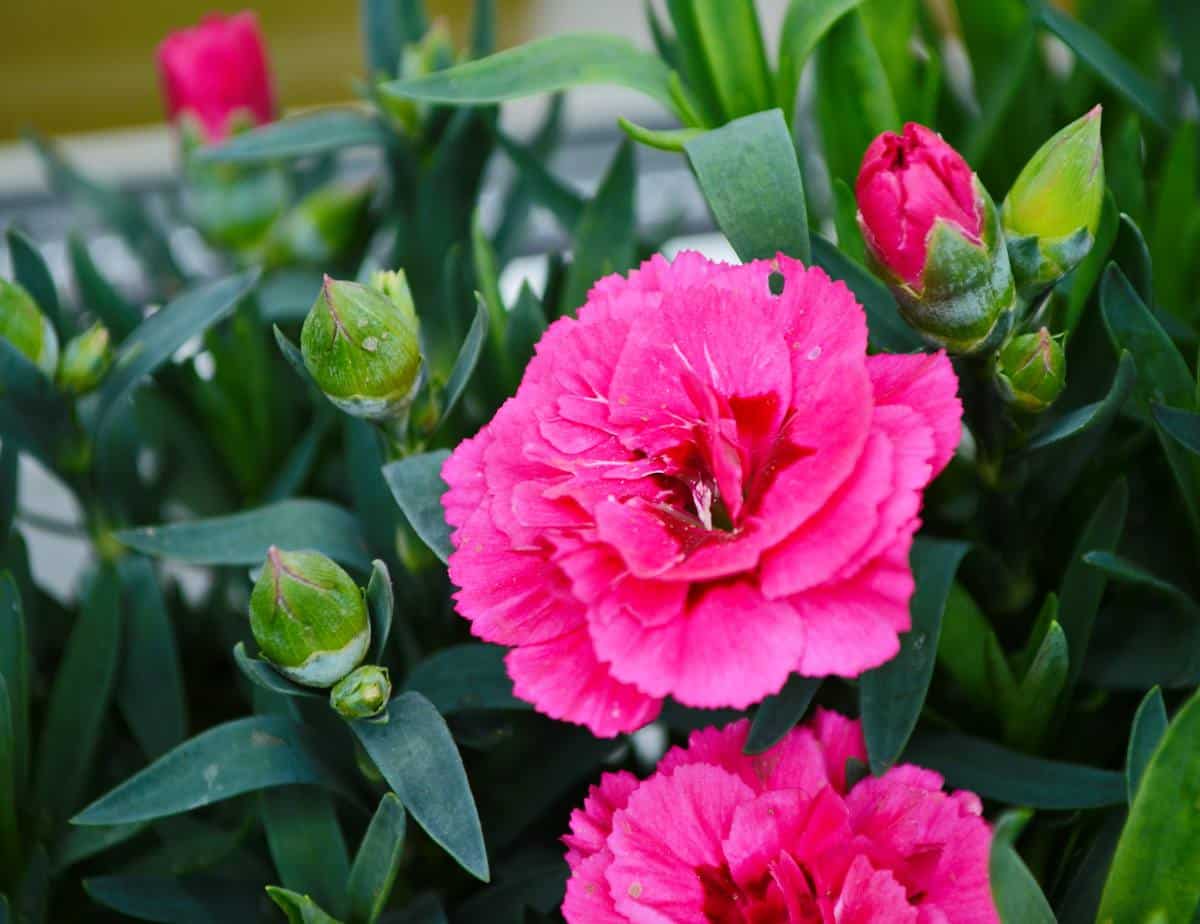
563 711 998 923
442 253 961 736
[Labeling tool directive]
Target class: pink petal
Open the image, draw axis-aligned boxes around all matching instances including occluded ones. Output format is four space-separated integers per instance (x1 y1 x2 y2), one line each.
812 708 870 794
563 850 625 923
834 855 920 924
868 351 962 477
564 770 640 868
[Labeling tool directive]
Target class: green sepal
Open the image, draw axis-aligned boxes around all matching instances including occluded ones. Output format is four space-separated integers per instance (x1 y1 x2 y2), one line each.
1006 226 1094 301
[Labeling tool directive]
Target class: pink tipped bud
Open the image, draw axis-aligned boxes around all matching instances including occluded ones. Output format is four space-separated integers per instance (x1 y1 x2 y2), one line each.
156 12 276 144
855 123 982 288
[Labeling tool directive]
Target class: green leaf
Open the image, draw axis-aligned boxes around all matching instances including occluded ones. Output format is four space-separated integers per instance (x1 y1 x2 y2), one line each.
0 676 19 877
380 34 678 115
73 716 343 826
262 787 350 917
382 451 453 564
115 557 186 759
1005 620 1068 751
267 887 342 924
744 674 821 755
776 0 866 125
1025 351 1135 451
1127 687 1168 802
362 0 406 78
1152 403 1200 456
496 132 586 233
93 271 259 437
1029 0 1171 128
198 110 385 164
6 228 64 341
861 539 968 773
616 118 702 152
366 560 394 663
233 643 321 700
0 444 15 545
0 575 29 804
504 282 547 376
84 876 265 924
1098 689 1200 921
274 325 319 390
265 412 334 503
1063 191 1119 334
903 729 1126 809
561 140 637 315
470 0 495 58
684 109 810 264
68 233 140 342
405 644 529 714
991 837 1056 923
439 301 488 426
963 23 1037 164
116 499 372 573
936 582 1016 716
1113 212 1154 307
1082 550 1199 608
258 269 324 324
351 692 489 881
346 794 407 924
682 0 774 121
810 236 923 352
54 821 148 873
1057 478 1128 693
34 567 123 830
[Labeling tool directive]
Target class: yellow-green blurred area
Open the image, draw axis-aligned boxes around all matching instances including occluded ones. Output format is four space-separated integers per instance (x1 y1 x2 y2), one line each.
0 0 538 141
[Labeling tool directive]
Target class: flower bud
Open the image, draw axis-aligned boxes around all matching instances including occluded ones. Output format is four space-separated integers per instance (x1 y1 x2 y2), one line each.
0 278 58 377
1002 106 1104 297
249 547 370 687
857 123 1016 354
378 20 456 135
993 328 1066 413
263 184 371 269
301 274 423 421
157 12 276 145
330 664 392 720
57 322 112 395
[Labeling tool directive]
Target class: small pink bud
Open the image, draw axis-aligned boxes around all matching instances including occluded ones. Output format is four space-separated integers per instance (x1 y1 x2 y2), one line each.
156 12 276 144
855 123 982 287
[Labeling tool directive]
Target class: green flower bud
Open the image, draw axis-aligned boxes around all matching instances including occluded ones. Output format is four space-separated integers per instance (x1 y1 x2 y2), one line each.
57 322 112 394
263 183 371 268
249 547 370 687
993 327 1066 413
1002 106 1104 297
378 21 456 136
0 278 58 377
330 664 392 719
301 274 423 421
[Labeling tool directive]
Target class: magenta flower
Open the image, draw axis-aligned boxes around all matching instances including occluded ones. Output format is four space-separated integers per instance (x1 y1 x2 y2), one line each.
563 712 998 923
157 12 276 144
856 123 982 288
442 253 961 736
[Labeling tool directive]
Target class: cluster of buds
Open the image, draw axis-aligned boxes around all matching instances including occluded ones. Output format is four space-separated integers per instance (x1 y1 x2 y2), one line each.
0 279 113 396
856 108 1105 413
249 547 392 720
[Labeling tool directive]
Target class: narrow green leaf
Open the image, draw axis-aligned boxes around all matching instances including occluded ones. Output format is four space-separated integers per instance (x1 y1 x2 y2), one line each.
494 97 566 261
0 444 15 545
744 674 821 755
346 794 407 924
470 0 495 58
85 876 265 924
861 539 968 773
1030 0 1170 127
233 643 321 700
267 887 342 924
1025 351 1135 451
504 282 547 375
380 34 678 115
936 582 1016 716
366 560 394 663
496 132 586 232
1005 620 1068 751
262 787 350 917
1113 212 1154 307
686 0 774 120
963 23 1037 163
274 325 319 390
68 233 140 341
0 335 57 403
362 0 405 78
73 716 343 826
1164 0 1200 98
810 236 923 352
0 575 29 802
776 0 866 124
1057 478 1128 692
116 499 372 573
0 676 19 877
1082 550 1199 609
991 838 1056 923
34 567 123 829
93 271 259 436
903 729 1126 809
405 644 529 714
54 822 147 872
6 228 64 340
1127 687 1168 802
381 451 452 564
351 692 489 881
685 109 809 264
1152 404 1200 456
198 110 385 164
1098 689 1200 921
439 301 488 426
617 118 702 153
561 140 637 314
115 556 186 759
265 412 333 502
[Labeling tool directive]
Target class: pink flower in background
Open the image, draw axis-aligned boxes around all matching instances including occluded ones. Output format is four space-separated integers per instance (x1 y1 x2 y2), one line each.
157 12 276 144
562 712 998 923
856 123 982 287
442 252 961 736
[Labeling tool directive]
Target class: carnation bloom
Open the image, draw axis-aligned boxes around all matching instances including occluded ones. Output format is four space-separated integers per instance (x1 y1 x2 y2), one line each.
157 12 276 144
442 253 961 736
856 123 982 288
563 712 998 923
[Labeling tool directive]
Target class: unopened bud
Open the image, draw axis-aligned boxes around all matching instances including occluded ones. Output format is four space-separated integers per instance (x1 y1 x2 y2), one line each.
264 184 371 268
993 328 1066 413
57 322 112 394
249 547 370 687
330 664 392 720
0 279 58 378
